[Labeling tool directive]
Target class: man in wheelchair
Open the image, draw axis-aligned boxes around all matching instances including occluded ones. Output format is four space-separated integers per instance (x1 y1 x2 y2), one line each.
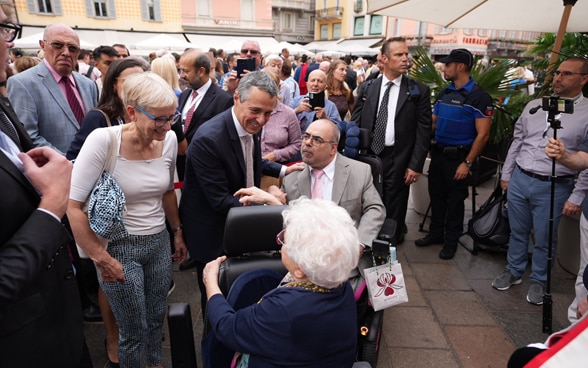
235 118 386 289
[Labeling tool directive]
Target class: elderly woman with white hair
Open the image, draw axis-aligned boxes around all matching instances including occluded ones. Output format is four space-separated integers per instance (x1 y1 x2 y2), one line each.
68 72 187 368
203 197 360 367
265 53 292 106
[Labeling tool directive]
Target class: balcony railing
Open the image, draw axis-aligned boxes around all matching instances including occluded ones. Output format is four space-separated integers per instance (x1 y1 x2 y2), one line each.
273 0 311 11
316 6 343 20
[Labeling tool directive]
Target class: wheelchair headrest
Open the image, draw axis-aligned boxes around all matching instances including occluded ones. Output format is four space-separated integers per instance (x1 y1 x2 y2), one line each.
223 205 287 256
358 128 371 150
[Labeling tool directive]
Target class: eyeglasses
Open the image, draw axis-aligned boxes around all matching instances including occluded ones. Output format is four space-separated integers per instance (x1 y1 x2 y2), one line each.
241 49 260 55
43 40 81 54
301 133 335 146
1 23 22 42
552 70 588 78
134 106 181 128
276 229 286 247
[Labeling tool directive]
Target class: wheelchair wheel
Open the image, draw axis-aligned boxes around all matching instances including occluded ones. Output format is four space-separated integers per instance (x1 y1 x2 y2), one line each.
357 312 383 367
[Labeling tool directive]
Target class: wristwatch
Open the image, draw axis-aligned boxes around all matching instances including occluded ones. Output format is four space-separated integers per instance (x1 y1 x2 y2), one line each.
464 159 473 168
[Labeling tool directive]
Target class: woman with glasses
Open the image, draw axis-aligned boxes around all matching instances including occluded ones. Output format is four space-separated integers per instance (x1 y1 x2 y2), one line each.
68 72 187 368
203 197 360 367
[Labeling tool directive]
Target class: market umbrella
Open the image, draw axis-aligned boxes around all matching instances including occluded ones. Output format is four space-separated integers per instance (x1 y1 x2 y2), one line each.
266 41 315 57
134 34 197 52
13 32 96 50
368 0 588 74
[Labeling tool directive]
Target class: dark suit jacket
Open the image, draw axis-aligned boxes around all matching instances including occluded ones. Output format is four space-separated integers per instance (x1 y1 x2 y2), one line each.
0 97 85 367
177 83 233 180
179 82 234 144
351 75 432 182
179 109 282 263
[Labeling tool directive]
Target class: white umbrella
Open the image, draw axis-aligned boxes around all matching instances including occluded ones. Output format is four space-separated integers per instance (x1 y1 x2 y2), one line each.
317 50 346 58
334 42 378 56
13 32 96 50
368 0 588 80
133 34 198 52
267 41 315 57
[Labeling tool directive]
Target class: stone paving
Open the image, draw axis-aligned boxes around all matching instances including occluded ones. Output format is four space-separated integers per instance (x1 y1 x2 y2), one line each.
85 176 578 368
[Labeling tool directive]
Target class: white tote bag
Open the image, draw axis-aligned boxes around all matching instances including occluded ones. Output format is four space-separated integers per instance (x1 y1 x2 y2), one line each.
364 261 408 311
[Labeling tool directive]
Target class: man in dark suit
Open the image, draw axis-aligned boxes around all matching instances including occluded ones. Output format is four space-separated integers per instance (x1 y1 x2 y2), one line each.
351 37 432 245
0 5 88 366
177 49 233 180
344 55 357 92
180 72 300 314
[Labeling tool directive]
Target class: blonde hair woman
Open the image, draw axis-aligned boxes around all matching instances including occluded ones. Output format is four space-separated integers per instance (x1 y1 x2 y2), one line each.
151 56 181 100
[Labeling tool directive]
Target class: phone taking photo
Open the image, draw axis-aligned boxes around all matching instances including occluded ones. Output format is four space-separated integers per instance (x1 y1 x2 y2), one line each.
308 91 325 109
235 58 256 78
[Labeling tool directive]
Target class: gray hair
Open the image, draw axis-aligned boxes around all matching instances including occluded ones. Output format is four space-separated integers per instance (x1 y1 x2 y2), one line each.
236 71 278 102
282 198 360 288
121 72 177 110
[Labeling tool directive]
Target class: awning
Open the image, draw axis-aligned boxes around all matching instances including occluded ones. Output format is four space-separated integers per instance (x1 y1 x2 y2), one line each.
333 38 383 55
336 37 383 49
184 34 279 54
302 40 342 53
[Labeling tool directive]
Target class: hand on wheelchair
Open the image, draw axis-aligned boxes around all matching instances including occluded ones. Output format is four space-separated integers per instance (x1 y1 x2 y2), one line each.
234 186 284 206
203 256 228 299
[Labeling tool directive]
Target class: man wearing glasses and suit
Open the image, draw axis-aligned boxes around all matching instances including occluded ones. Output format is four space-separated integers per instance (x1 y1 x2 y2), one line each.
7 23 98 155
0 4 90 366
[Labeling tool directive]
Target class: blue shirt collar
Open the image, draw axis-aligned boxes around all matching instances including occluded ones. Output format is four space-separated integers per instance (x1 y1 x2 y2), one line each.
448 77 475 93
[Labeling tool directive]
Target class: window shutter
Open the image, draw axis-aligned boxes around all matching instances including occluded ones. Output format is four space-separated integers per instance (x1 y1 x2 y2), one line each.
154 0 162 21
84 0 94 16
26 0 36 13
140 0 148 21
107 0 116 18
54 0 63 15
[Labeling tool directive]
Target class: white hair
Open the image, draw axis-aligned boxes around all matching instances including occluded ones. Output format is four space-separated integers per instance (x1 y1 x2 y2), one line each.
282 198 360 289
264 54 283 67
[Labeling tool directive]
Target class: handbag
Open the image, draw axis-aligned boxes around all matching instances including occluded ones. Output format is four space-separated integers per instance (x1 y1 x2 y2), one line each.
364 260 408 311
467 182 510 249
77 127 126 258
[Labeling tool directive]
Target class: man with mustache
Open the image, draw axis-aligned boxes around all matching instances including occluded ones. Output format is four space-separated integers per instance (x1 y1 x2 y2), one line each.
7 23 98 155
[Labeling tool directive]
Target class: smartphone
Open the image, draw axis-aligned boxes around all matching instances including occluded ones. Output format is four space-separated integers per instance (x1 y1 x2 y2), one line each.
542 96 574 114
308 91 325 109
235 58 256 78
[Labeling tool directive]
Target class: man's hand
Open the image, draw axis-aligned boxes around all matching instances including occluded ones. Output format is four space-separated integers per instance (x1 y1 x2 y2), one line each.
404 168 420 185
226 70 239 95
234 186 283 206
294 99 312 114
314 107 326 120
545 138 566 160
562 201 581 216
453 162 470 181
285 162 305 175
267 185 287 204
19 147 72 218
500 180 509 191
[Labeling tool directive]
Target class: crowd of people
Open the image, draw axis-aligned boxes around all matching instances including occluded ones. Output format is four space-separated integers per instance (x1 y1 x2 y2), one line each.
2 2 588 366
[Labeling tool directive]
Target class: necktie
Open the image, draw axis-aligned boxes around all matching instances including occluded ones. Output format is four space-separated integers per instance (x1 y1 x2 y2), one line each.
0 110 21 148
184 90 199 133
244 135 254 187
60 77 85 125
311 169 325 199
371 81 393 155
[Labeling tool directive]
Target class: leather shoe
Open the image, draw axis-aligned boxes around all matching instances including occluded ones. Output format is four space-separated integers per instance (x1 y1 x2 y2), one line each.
83 304 102 322
415 235 443 247
439 243 457 260
179 257 197 271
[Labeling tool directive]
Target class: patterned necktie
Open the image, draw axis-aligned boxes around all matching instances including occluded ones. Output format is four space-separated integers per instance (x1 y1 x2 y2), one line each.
0 110 20 148
371 81 393 155
60 77 84 125
184 90 199 133
244 135 254 187
311 169 325 199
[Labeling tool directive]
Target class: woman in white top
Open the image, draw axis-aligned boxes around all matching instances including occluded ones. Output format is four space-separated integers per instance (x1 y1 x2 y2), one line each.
68 72 187 368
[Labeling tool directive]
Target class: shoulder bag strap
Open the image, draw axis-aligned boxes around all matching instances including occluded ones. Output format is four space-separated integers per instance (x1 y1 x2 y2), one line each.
104 128 118 174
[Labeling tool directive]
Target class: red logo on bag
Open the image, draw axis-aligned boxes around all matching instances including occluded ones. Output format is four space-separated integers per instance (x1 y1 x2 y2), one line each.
375 273 403 297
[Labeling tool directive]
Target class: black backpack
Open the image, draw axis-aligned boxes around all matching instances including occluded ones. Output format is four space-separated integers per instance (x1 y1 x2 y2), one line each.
467 182 510 250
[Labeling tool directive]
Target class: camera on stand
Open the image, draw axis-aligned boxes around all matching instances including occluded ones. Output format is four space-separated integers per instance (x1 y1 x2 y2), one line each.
542 95 574 114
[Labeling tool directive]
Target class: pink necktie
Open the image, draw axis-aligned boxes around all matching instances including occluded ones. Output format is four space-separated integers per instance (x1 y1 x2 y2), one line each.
245 135 254 187
184 90 198 133
61 77 84 125
311 169 325 199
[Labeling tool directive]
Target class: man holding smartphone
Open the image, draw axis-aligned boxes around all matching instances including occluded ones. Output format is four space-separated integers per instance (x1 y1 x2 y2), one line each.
289 70 339 133
225 40 263 95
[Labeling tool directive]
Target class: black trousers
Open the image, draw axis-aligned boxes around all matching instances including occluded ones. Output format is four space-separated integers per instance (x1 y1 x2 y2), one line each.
380 146 410 239
427 149 470 244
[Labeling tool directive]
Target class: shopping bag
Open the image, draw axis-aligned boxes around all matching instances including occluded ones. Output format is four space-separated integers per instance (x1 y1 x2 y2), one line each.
364 261 408 311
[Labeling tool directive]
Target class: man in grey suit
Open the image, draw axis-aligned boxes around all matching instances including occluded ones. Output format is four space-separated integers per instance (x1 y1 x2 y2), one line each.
236 119 386 285
7 23 98 155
